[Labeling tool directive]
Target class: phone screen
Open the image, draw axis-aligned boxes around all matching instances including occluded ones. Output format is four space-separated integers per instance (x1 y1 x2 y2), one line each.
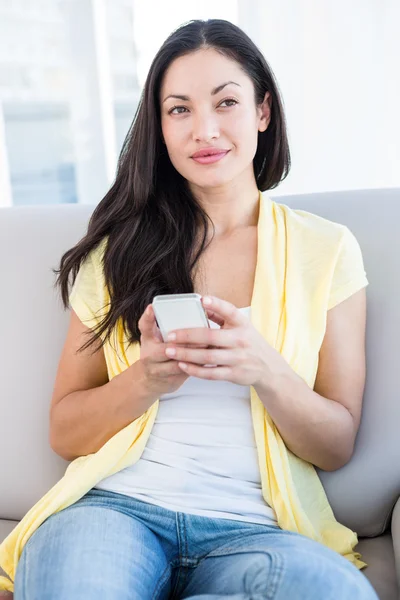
152 293 209 342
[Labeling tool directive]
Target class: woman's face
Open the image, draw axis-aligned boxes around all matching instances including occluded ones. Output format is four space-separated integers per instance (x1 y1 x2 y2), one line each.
160 48 271 190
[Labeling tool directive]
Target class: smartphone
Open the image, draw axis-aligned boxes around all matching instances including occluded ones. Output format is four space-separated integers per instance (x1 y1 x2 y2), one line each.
152 293 210 343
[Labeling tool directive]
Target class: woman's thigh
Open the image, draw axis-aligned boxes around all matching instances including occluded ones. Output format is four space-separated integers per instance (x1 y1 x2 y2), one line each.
180 529 379 600
14 503 172 600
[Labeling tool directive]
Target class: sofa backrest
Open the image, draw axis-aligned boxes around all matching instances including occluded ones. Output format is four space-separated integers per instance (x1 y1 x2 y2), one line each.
0 188 399 537
0 204 93 518
283 188 400 537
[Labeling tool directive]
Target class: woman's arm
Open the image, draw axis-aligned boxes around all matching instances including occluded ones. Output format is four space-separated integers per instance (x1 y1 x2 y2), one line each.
254 288 367 471
50 310 159 461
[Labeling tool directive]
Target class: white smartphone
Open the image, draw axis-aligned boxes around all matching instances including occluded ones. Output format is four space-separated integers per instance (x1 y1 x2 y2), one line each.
152 293 210 343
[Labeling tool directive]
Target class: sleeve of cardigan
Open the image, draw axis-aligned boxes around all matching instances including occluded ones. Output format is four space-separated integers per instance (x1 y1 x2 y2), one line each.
328 226 369 310
69 250 104 330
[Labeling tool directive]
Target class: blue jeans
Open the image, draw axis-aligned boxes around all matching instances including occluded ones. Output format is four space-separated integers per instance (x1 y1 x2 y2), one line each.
14 488 378 599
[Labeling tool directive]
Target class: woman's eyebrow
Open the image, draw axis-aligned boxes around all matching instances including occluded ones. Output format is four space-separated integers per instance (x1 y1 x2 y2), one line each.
162 81 241 104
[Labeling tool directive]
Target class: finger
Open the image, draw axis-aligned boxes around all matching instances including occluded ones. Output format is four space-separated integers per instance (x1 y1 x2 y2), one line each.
143 342 180 365
166 327 237 348
177 362 231 380
156 359 187 377
202 296 247 327
165 346 239 366
205 308 224 327
138 304 155 334
138 304 163 343
143 355 188 376
152 321 164 342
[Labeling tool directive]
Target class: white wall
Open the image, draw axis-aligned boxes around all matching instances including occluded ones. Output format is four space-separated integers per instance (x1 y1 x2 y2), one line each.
1 1 398 205
238 0 400 196
133 0 238 87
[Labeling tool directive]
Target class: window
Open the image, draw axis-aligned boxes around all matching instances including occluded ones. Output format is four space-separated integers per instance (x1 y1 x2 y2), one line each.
0 0 238 207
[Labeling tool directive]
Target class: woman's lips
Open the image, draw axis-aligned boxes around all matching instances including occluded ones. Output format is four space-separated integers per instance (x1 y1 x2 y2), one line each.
191 150 230 164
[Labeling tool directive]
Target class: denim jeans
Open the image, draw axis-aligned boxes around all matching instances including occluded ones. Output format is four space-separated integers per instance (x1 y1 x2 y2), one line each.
14 488 378 600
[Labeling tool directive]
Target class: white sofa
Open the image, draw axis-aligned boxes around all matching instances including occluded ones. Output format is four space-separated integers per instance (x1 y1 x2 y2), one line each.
0 188 399 599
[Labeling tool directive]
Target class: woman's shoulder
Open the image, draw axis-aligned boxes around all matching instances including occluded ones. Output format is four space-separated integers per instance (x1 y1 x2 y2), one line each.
70 237 108 298
269 196 367 292
80 237 108 282
270 197 351 248
90 236 108 265
267 196 368 305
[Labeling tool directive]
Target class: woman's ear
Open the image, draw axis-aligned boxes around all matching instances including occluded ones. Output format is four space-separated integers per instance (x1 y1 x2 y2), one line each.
258 91 272 133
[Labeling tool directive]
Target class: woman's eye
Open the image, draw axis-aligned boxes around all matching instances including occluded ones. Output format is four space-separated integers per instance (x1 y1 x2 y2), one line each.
219 99 238 108
168 99 238 115
169 106 188 115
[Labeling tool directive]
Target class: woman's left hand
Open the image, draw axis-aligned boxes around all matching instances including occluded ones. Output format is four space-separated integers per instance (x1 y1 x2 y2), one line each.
164 296 291 387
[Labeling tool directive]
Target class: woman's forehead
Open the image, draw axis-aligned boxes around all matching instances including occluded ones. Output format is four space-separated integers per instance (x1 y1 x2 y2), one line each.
161 50 249 99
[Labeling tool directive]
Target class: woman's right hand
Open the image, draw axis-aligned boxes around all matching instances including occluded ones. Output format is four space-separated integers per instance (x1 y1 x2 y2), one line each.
137 303 192 396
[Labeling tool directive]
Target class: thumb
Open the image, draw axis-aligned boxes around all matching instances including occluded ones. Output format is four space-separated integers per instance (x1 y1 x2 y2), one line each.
148 304 163 342
201 296 246 328
139 304 161 342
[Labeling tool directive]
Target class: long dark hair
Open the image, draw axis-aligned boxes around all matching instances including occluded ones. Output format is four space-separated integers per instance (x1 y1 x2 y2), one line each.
54 18 291 354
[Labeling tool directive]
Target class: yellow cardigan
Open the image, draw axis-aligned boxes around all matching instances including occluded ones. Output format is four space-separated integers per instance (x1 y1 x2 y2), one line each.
0 192 369 592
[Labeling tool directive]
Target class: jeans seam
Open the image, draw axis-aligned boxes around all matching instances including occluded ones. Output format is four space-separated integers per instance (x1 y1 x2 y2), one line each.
170 513 184 600
151 563 171 600
265 550 285 600
180 515 191 594
195 547 285 600
204 546 271 557
183 514 188 563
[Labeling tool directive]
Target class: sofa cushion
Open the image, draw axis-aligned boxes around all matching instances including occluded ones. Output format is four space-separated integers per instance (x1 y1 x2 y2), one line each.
357 533 398 600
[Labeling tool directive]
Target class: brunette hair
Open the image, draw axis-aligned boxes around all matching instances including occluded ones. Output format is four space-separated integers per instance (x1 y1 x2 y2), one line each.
54 18 290 353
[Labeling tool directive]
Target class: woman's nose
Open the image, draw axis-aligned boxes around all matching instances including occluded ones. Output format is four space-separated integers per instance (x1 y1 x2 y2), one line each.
192 114 220 142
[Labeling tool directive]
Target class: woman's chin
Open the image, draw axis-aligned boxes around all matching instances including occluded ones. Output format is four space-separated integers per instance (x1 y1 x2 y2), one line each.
189 171 235 190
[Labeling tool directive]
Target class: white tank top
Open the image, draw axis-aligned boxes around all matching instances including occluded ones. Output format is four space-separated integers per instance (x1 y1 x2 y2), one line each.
96 307 278 526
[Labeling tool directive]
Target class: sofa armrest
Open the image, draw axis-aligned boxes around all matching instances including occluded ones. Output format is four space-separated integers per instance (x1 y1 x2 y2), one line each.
392 495 400 592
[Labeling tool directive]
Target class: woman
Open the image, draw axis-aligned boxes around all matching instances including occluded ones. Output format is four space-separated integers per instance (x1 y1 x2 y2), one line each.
5 18 378 600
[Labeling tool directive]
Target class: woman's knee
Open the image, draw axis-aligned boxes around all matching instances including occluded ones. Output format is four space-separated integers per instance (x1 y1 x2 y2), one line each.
269 545 379 600
225 546 378 600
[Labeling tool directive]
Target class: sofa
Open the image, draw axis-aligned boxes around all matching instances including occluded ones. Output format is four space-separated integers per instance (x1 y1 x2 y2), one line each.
0 187 399 600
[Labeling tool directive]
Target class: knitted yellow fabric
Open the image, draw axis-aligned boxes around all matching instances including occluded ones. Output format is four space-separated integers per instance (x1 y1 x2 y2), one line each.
0 192 369 591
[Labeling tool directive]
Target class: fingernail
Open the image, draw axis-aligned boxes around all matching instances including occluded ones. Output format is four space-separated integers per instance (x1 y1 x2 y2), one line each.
167 332 176 341
203 297 212 305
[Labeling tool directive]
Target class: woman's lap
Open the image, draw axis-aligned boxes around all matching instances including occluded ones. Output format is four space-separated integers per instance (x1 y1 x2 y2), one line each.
14 503 172 600
14 490 378 600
